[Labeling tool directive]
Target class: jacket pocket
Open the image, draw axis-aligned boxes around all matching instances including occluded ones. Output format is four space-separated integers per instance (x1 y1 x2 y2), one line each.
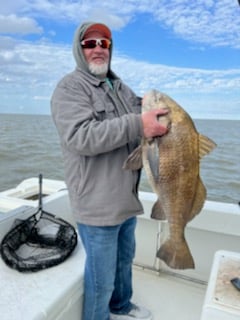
93 101 116 120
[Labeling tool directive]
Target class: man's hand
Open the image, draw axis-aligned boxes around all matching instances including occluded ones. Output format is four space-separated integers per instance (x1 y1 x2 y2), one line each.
141 108 169 138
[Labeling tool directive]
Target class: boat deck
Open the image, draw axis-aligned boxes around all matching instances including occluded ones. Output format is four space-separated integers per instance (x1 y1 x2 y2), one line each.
132 266 206 320
1 180 239 320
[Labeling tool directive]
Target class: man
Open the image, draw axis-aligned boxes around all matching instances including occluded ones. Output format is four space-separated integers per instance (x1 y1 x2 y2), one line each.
51 22 168 320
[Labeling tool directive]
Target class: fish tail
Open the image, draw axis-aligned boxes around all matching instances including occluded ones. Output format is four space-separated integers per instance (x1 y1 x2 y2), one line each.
157 238 195 269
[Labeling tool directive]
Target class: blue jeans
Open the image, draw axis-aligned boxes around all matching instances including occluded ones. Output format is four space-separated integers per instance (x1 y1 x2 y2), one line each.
77 217 137 320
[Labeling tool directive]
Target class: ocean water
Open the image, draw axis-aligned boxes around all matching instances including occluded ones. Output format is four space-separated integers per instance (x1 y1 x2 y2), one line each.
0 113 239 204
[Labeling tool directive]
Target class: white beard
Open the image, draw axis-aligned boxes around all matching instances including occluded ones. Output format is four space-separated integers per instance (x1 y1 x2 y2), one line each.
88 62 108 77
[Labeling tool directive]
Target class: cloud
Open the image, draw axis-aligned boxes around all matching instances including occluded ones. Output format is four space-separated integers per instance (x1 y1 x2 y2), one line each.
0 14 43 34
0 37 239 118
0 1 239 118
1 1 240 48
154 0 240 48
112 53 240 93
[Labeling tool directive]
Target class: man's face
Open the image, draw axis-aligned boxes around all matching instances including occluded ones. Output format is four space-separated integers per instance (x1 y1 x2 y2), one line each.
82 31 110 77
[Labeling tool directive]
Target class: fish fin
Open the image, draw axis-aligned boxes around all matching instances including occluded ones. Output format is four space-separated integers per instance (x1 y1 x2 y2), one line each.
147 139 160 183
157 238 195 270
151 200 166 220
123 145 143 170
185 179 206 223
199 134 217 159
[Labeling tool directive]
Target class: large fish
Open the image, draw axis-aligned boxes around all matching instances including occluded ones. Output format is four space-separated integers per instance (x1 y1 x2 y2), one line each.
124 90 216 269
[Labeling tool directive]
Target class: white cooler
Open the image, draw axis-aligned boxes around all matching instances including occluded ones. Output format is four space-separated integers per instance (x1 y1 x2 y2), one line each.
201 250 240 320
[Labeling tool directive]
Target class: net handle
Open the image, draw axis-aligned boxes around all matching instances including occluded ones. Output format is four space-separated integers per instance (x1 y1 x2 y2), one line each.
34 173 43 221
39 173 43 211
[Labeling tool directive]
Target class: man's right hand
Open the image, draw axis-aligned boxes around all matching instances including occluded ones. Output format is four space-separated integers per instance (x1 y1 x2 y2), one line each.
141 109 169 138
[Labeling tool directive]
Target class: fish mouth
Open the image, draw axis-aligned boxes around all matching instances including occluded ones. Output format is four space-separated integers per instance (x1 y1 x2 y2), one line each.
152 89 164 103
145 89 168 109
144 89 171 129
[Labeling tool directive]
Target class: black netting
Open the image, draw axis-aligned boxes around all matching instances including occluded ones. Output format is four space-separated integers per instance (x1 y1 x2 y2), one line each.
0 175 78 272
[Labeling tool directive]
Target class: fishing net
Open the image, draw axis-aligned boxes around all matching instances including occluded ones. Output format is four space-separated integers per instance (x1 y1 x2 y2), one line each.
0 175 78 272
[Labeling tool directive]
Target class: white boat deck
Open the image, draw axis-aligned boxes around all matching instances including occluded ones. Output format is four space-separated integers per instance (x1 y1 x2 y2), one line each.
132 266 206 320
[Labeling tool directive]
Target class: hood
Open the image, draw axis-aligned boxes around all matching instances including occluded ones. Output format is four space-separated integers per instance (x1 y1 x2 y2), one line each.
72 21 113 74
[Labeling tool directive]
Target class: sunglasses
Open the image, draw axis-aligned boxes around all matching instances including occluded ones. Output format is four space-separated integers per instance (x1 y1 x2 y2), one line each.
81 38 111 49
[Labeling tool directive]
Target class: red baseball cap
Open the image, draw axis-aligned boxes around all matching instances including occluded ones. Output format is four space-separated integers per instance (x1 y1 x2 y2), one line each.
83 23 111 39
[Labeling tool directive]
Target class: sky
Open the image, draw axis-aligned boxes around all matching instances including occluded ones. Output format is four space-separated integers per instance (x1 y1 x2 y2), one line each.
0 0 240 119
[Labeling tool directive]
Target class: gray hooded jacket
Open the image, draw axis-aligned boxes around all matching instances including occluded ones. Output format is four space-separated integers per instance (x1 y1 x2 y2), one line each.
51 22 144 226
